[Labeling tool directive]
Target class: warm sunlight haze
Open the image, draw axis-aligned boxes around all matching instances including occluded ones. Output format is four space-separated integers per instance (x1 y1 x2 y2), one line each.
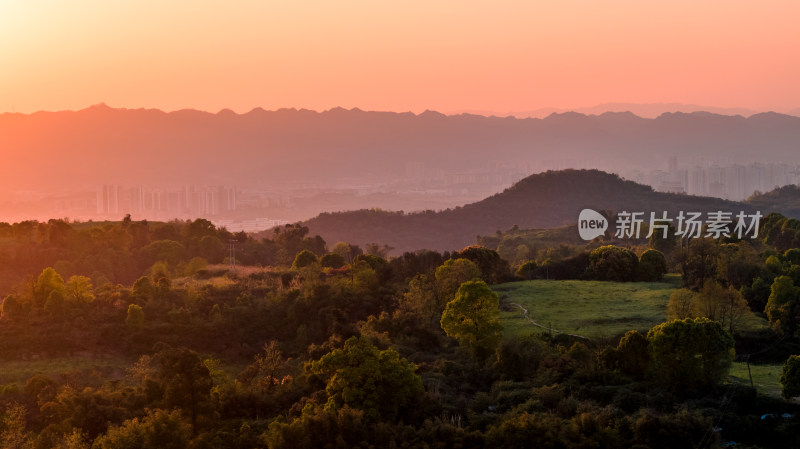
4 3 800 448
1 0 798 114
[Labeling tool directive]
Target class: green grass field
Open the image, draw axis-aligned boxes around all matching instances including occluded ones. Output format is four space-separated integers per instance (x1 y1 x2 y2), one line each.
730 362 784 398
494 277 784 396
494 275 770 340
494 277 682 340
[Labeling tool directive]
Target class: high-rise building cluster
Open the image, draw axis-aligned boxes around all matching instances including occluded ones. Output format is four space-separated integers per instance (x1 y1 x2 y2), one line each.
630 157 800 201
96 185 237 218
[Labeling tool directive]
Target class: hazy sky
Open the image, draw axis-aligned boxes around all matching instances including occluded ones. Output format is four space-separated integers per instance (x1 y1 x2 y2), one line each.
1 0 798 114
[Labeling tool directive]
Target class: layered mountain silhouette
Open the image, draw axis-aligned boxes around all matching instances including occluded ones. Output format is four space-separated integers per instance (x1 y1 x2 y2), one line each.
298 169 780 253
1 105 799 200
459 103 765 119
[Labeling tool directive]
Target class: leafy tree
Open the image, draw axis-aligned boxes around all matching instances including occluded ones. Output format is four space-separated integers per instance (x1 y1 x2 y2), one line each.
196 235 223 263
493 335 551 380
309 336 422 421
649 222 677 256
435 258 481 303
53 429 90 449
364 243 393 258
131 277 155 302
319 253 345 269
617 330 650 378
765 255 784 275
183 257 208 276
680 238 719 290
331 242 362 264
387 250 445 282
765 275 800 335
40 385 126 441
666 289 695 320
139 240 187 267
485 412 585 448
43 218 74 246
0 221 11 238
692 280 750 334
587 245 638 282
272 224 326 264
12 220 36 243
44 290 65 317
742 276 773 313
150 347 213 434
398 274 441 331
647 317 734 388
780 354 800 399
630 408 715 449
352 254 387 271
349 260 379 295
537 252 590 280
149 261 170 280
787 265 800 288
760 213 800 251
693 280 727 322
637 249 667 281
0 402 32 449
2 295 24 320
716 242 763 289
34 267 65 308
240 341 287 393
454 246 511 284
515 260 538 280
126 304 145 330
92 409 191 449
23 373 57 404
264 407 407 449
440 280 502 360
291 250 319 270
186 218 217 240
785 248 800 265
64 276 95 304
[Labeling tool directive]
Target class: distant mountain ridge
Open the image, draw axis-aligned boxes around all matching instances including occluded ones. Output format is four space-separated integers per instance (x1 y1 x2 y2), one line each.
1 105 799 203
300 169 776 253
456 102 768 119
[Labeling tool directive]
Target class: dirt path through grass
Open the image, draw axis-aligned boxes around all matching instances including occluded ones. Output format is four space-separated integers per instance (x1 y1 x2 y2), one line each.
508 301 588 340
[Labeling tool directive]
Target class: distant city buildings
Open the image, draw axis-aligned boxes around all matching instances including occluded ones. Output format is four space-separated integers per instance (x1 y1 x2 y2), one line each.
8 157 798 229
623 159 800 201
96 185 237 218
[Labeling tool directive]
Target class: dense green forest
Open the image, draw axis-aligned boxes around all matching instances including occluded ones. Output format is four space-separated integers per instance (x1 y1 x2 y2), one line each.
2 214 800 448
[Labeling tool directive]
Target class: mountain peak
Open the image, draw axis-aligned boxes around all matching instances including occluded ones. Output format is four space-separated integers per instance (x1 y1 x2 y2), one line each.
301 169 757 253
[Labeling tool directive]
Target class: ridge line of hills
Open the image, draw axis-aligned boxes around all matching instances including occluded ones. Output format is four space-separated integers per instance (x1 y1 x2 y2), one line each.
4 102 799 120
294 169 796 254
2 106 799 224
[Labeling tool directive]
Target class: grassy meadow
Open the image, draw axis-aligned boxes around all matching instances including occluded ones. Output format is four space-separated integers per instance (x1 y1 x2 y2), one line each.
730 362 785 398
494 275 683 340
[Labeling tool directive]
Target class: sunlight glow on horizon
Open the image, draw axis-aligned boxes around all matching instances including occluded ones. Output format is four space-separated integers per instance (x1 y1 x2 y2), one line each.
1 0 799 114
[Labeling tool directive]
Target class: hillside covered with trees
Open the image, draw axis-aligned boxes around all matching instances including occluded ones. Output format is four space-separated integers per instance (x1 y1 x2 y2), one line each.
2 214 800 447
299 169 772 253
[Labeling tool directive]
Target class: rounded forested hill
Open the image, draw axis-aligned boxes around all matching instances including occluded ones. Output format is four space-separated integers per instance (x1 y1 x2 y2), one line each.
301 169 761 254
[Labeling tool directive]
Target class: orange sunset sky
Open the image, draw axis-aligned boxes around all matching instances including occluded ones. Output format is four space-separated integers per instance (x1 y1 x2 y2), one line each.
1 0 798 115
